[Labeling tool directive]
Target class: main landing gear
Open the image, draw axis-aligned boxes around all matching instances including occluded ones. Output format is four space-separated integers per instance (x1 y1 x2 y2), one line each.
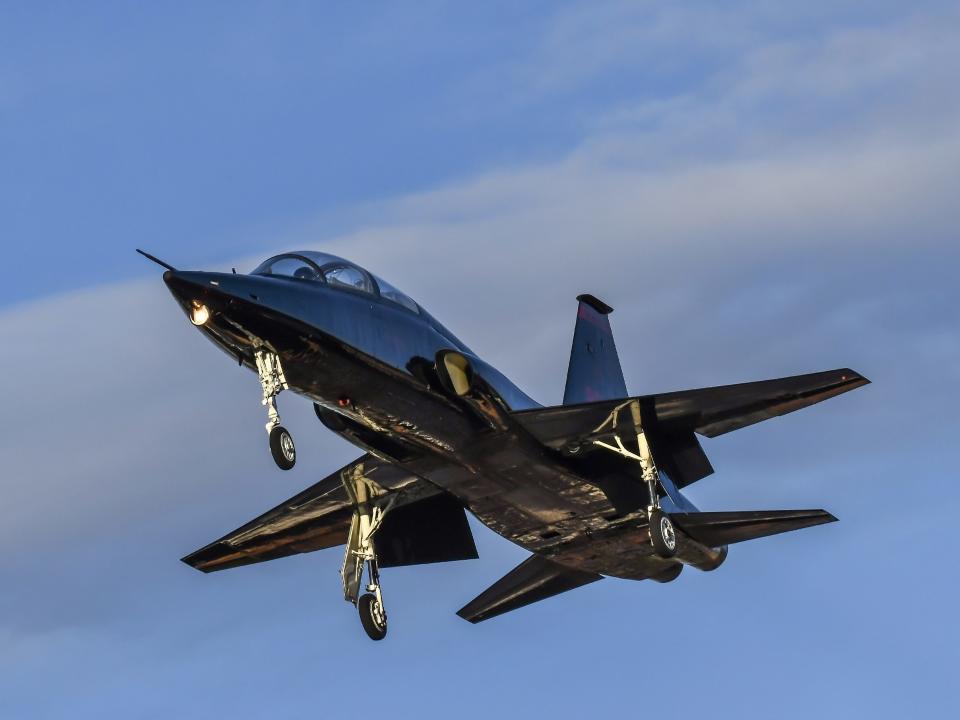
340 465 396 641
255 349 296 470
590 402 677 560
649 508 677 559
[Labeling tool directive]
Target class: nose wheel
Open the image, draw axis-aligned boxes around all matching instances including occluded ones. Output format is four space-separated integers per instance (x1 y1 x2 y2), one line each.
269 425 296 470
255 350 296 470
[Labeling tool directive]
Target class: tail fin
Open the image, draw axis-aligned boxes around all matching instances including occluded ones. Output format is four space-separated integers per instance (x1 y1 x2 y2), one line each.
563 294 627 405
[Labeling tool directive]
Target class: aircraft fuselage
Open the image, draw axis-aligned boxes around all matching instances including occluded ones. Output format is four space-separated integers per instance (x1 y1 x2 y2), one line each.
164 268 687 581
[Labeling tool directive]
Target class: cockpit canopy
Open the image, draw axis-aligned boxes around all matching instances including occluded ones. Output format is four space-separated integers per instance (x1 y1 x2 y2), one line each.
252 251 419 314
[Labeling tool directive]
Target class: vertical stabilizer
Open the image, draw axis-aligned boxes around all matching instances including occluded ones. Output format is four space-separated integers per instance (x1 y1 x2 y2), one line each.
563 294 627 405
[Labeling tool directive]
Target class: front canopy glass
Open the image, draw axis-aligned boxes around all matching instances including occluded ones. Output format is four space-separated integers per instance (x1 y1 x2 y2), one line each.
252 255 321 281
251 251 418 312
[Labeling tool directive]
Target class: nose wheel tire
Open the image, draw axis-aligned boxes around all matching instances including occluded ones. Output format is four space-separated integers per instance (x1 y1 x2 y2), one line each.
358 593 388 641
269 425 296 470
649 510 678 559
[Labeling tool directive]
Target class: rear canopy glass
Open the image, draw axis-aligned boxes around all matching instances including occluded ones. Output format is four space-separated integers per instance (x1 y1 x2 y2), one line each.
374 275 419 313
324 265 374 294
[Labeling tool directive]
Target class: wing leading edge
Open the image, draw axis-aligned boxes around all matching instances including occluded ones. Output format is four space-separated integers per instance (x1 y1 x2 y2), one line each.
513 368 868 488
182 454 477 573
516 368 869 443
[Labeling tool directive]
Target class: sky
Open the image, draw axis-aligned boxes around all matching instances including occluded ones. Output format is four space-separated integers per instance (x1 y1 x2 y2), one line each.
2 2 959 718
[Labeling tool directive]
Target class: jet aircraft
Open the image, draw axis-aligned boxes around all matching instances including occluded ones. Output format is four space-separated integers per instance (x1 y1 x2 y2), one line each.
140 248 869 640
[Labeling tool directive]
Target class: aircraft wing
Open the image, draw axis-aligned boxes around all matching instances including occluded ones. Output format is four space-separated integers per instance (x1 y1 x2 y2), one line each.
182 453 476 573
515 368 868 443
513 368 867 489
639 368 869 438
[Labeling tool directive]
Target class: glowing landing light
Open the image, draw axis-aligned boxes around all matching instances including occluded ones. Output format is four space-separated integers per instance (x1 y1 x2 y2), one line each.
190 302 210 326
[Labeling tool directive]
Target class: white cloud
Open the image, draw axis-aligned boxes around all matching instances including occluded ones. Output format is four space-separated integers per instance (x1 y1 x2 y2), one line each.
1 4 958 711
3 0 956 561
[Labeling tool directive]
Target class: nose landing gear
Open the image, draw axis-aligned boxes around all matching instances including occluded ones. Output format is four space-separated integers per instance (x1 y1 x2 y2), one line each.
255 349 296 470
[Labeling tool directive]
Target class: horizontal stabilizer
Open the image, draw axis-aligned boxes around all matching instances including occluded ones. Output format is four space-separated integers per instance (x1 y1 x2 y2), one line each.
671 509 837 547
457 554 602 624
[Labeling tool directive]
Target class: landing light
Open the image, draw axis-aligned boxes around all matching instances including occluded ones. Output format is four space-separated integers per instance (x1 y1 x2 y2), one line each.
190 302 210 326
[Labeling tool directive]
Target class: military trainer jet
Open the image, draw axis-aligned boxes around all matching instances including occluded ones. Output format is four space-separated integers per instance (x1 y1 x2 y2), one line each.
140 248 869 640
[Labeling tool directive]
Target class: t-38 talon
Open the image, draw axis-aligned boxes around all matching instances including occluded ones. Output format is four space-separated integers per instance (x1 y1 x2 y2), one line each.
140 248 869 640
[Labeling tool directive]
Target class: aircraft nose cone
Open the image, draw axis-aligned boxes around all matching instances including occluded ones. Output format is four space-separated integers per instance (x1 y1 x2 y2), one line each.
163 269 210 297
161 270 238 326
163 270 241 304
161 269 304 333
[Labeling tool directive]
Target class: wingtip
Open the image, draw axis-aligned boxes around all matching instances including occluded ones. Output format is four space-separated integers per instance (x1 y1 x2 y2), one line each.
180 554 212 573
839 368 870 386
455 609 482 624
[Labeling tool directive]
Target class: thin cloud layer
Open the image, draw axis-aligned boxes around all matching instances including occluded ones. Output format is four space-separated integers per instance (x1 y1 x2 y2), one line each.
2 3 958 718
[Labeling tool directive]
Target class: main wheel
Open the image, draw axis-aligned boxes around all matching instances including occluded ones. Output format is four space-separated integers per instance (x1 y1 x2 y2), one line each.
649 510 678 558
358 593 387 641
269 425 296 470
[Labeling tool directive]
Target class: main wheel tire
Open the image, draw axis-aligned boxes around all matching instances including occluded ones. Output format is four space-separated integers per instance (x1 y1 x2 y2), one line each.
269 425 296 470
649 510 678 559
358 593 387 641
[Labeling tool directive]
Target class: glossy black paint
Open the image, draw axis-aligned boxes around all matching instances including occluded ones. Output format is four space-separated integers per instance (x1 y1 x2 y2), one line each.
457 554 602 624
162 252 869 621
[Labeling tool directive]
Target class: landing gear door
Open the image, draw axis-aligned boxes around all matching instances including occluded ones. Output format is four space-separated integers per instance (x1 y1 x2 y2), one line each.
340 513 364 603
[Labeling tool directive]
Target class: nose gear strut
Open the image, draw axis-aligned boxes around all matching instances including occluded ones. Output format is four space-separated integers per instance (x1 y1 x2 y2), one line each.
340 466 396 640
254 349 296 470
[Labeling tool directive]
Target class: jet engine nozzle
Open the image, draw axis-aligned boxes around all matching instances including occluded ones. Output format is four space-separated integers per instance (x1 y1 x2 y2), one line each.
672 527 728 572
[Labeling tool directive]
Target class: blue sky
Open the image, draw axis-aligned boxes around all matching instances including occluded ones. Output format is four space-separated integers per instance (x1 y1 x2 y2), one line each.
2 2 959 718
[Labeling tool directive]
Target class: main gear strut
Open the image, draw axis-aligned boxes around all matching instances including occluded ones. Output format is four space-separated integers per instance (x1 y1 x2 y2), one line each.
589 401 677 559
340 465 396 640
